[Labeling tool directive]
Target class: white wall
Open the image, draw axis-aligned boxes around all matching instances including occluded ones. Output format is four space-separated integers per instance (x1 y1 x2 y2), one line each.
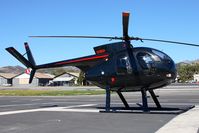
194 74 199 82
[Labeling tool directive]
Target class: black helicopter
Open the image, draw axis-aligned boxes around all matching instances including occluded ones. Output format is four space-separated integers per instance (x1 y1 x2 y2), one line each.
6 12 199 112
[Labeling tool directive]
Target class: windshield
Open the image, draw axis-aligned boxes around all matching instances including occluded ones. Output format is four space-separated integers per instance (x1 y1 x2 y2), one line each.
152 49 171 60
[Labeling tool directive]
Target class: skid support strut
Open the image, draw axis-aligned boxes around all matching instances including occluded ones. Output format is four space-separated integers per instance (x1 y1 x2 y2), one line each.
149 90 161 108
141 88 149 112
105 85 111 112
117 91 130 109
103 86 162 113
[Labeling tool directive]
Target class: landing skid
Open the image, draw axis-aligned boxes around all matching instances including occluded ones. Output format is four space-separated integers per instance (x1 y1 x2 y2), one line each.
99 106 194 114
100 86 194 114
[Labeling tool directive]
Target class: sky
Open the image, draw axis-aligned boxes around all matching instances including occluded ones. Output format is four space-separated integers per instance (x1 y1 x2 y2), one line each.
0 0 199 67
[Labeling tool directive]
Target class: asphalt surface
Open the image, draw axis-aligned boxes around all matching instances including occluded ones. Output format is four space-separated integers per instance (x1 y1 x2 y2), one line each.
0 85 199 133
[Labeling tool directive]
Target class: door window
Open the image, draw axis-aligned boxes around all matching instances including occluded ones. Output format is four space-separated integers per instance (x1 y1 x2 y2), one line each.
137 52 154 69
117 54 132 74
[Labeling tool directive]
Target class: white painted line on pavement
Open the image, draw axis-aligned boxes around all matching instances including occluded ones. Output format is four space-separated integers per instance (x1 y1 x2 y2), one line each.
64 104 97 109
155 105 199 133
0 104 97 116
47 108 99 113
45 104 99 112
0 101 96 108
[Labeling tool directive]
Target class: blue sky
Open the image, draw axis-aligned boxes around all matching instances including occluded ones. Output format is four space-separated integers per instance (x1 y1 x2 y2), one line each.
0 0 199 67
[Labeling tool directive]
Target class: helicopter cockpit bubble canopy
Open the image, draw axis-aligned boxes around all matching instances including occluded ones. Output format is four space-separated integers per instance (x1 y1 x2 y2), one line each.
135 47 175 71
135 47 172 62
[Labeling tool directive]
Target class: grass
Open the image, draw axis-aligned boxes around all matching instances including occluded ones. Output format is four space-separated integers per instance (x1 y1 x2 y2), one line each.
0 90 105 96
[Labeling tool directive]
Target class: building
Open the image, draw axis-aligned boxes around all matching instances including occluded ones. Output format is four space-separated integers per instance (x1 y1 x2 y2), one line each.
66 72 80 85
51 72 79 86
0 73 20 86
0 71 81 87
13 72 54 87
194 74 199 82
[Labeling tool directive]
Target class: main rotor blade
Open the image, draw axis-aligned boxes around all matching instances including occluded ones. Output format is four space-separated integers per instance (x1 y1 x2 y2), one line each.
130 37 199 47
122 12 130 40
142 38 199 47
29 35 122 40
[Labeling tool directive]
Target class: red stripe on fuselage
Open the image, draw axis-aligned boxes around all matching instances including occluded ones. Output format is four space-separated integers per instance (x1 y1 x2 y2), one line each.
56 54 109 65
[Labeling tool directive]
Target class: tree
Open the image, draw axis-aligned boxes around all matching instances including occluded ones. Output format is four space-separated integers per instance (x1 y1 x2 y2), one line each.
177 63 199 82
77 71 85 85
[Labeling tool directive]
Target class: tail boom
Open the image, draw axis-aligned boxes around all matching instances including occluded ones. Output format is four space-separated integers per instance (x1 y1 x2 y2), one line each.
6 42 109 83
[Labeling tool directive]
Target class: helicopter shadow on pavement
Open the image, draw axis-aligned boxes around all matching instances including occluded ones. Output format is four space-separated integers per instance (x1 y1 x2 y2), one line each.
98 104 195 114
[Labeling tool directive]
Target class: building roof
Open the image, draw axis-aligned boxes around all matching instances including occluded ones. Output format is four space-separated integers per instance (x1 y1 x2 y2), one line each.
15 72 54 79
53 73 76 82
53 77 74 82
0 73 20 79
66 72 80 78
54 72 79 78
35 73 54 79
